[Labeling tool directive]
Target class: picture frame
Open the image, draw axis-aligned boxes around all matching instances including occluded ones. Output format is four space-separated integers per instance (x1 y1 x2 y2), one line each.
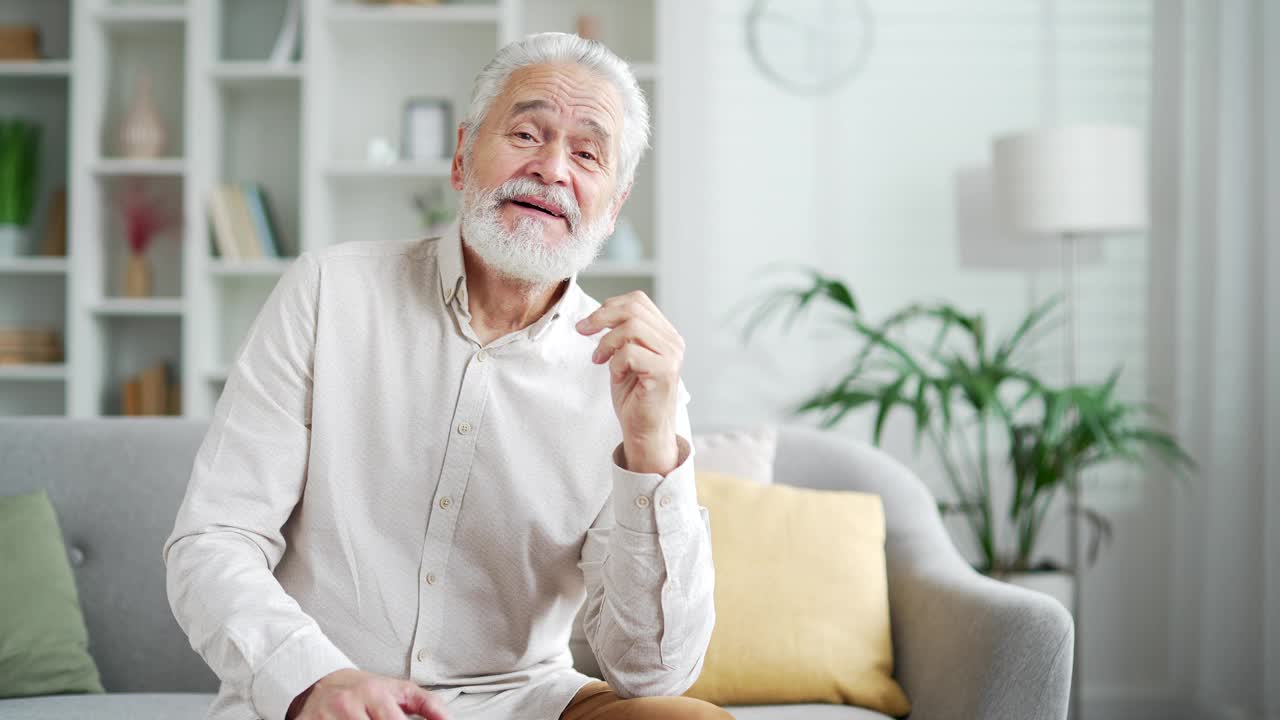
401 98 452 162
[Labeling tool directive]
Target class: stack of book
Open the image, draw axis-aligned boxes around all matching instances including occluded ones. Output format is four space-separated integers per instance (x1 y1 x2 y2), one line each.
207 182 284 260
0 327 63 365
121 361 181 416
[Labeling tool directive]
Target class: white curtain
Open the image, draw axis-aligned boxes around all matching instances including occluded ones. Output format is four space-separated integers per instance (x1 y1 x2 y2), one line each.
1153 1 1279 718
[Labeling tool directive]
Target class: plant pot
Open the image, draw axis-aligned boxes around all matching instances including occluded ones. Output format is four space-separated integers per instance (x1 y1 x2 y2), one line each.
0 224 30 256
989 569 1075 616
125 252 152 297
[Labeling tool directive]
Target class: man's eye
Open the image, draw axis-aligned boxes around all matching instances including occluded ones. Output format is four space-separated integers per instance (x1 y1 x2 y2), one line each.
514 132 536 141
576 151 597 161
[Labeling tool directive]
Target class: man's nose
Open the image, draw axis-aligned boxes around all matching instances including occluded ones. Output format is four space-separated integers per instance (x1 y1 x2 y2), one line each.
527 142 571 186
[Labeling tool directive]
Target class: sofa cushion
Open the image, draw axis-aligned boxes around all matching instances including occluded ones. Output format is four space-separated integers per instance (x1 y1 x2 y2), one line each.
0 692 213 720
726 704 895 720
0 490 103 699
693 426 778 484
681 472 911 717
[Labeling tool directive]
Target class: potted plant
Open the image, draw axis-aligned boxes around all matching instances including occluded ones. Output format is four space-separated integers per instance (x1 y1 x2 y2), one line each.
0 118 41 256
737 267 1195 603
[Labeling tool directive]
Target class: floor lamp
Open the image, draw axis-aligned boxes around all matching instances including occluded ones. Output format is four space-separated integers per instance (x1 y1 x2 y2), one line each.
990 125 1149 720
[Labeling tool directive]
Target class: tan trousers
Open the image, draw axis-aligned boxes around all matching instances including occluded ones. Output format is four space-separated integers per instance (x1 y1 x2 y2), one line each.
559 681 733 720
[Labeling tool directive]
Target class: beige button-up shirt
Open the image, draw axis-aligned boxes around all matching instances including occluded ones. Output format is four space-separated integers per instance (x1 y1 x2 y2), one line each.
163 224 715 720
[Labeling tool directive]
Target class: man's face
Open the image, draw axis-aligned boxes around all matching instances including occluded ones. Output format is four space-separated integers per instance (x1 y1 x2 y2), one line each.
452 63 629 286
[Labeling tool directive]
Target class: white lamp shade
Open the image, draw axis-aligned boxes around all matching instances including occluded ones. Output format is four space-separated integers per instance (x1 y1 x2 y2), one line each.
991 125 1148 236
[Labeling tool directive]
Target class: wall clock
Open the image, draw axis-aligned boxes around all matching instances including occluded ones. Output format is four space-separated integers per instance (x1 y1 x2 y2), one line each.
745 0 876 96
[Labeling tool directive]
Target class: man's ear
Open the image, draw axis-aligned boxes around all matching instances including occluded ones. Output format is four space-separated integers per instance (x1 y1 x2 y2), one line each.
450 124 467 191
607 183 632 233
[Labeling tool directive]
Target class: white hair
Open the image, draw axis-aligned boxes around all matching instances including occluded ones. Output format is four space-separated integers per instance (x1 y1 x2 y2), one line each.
461 32 651 196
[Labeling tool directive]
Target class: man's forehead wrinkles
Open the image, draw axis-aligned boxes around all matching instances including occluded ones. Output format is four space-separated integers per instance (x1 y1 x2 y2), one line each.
506 94 616 119
505 97 617 140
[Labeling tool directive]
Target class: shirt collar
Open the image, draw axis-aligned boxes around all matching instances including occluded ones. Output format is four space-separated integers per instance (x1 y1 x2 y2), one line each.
436 221 583 342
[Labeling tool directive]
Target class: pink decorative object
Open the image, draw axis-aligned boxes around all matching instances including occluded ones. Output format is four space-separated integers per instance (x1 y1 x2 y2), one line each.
118 181 178 298
120 180 178 255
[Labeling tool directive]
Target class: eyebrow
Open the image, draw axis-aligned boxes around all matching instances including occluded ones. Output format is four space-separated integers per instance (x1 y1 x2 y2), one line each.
508 99 612 147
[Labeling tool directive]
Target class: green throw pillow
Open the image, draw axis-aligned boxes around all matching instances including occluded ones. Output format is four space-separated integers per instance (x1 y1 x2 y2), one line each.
0 490 104 698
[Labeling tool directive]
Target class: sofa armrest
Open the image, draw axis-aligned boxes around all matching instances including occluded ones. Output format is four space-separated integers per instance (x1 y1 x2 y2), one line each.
887 539 1074 720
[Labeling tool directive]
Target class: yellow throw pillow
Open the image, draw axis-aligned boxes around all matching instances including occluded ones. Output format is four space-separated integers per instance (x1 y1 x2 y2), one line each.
682 471 911 717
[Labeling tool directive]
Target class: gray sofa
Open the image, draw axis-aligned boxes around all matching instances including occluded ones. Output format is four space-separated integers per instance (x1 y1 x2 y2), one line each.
0 418 1073 720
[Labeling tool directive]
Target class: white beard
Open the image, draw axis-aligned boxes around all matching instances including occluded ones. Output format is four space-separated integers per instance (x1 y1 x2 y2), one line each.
459 175 614 287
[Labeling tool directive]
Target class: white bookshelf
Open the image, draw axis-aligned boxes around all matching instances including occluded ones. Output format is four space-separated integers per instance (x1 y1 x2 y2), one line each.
0 0 669 417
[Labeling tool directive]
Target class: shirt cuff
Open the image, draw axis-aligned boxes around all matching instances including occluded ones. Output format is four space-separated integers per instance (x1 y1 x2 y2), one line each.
611 434 700 534
250 625 358 720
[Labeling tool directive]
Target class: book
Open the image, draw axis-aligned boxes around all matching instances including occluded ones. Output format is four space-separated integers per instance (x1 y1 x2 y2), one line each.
226 184 262 260
207 186 240 260
123 378 142 416
268 0 301 66
166 381 181 416
243 183 281 258
139 364 167 416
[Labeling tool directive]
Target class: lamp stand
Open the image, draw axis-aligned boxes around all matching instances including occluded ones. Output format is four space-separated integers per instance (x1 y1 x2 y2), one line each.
1062 233 1083 720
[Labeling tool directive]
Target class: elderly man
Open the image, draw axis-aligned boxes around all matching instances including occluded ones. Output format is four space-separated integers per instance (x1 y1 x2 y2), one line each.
164 32 726 720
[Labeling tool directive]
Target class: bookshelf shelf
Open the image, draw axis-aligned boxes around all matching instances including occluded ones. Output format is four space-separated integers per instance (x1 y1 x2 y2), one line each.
581 260 657 278
0 60 74 78
90 298 186 317
208 258 295 276
211 61 305 85
325 161 453 180
0 364 68 382
94 5 189 27
326 4 502 25
92 158 187 177
0 257 70 275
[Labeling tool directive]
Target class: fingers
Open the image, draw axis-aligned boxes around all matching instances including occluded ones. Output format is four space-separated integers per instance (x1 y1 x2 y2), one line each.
591 316 678 365
577 291 677 339
579 292 684 367
369 698 408 720
607 342 668 387
398 685 452 720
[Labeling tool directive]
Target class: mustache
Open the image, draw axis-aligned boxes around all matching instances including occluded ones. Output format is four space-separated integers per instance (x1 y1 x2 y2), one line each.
483 177 583 231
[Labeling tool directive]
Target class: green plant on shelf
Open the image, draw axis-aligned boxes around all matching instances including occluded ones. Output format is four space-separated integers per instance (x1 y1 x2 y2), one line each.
413 185 455 236
0 118 41 228
736 266 1196 574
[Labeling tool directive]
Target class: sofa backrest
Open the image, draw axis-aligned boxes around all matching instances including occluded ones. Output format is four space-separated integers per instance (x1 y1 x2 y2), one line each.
1 417 219 693
0 417 943 694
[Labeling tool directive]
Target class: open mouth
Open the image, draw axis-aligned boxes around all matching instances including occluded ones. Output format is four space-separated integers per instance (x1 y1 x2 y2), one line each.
506 196 566 221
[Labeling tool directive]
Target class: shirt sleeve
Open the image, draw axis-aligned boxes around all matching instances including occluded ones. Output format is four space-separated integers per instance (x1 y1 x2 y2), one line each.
576 379 716 698
162 251 357 720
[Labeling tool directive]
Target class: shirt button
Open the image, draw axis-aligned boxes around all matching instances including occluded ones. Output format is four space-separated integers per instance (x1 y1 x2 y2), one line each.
477 350 490 362
458 422 472 435
425 572 437 585
417 647 429 662
439 496 452 509
659 496 672 508
635 495 650 509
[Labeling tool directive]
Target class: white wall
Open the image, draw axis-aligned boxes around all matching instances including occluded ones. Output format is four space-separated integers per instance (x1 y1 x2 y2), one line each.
661 1 1179 717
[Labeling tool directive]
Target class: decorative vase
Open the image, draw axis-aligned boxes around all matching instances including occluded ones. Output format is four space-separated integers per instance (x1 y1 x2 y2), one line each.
125 252 152 297
117 70 167 159
0 223 29 256
990 570 1075 617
